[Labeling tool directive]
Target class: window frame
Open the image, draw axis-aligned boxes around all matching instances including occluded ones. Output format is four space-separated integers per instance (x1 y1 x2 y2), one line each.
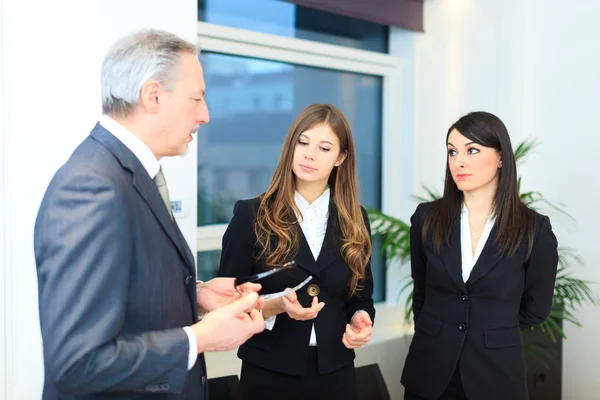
195 21 408 302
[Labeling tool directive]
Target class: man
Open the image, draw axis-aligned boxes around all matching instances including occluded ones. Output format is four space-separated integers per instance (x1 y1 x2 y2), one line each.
34 29 264 399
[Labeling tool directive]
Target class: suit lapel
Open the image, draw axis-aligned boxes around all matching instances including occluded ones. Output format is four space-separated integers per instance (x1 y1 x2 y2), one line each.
90 124 195 272
295 228 321 278
440 218 467 292
294 200 339 276
466 225 502 286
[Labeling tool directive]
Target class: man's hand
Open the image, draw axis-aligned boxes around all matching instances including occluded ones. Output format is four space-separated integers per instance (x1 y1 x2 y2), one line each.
196 277 262 313
280 290 325 321
191 292 265 353
342 311 373 349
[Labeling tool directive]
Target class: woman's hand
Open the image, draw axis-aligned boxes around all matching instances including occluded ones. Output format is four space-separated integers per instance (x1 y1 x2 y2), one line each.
342 311 373 349
280 290 325 321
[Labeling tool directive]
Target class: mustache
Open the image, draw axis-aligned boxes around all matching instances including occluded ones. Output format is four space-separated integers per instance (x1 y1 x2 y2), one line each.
191 124 201 134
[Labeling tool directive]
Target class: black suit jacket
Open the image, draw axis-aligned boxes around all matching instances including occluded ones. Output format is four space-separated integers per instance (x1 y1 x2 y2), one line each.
34 124 206 399
217 197 375 376
401 201 559 400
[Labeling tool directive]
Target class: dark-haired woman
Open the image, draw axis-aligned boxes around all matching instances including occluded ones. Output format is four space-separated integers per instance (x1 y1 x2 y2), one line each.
218 103 375 400
401 111 558 400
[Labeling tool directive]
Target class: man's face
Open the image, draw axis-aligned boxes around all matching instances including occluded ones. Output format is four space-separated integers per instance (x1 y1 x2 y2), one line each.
158 52 209 158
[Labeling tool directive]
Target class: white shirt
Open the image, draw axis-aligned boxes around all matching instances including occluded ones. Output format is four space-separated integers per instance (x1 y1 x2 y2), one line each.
264 187 330 346
100 115 160 179
99 116 198 370
460 204 496 282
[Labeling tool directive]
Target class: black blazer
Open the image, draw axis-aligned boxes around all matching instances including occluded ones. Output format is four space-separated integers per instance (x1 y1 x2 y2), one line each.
217 197 375 376
401 201 558 400
34 124 205 400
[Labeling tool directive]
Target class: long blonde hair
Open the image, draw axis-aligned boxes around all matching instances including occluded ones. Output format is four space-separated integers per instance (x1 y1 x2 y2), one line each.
254 104 371 296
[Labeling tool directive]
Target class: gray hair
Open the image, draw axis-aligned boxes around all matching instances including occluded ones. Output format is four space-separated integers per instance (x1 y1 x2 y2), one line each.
101 29 198 116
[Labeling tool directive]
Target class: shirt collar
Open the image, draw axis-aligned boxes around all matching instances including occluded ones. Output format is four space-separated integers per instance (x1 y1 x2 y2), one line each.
99 115 161 179
461 203 496 223
294 187 330 219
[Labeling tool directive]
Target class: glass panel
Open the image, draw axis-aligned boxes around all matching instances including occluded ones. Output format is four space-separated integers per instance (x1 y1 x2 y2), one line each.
198 0 388 53
197 250 222 282
197 52 385 301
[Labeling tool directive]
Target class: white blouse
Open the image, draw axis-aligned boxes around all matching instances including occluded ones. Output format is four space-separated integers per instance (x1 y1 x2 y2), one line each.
460 204 496 282
264 188 330 346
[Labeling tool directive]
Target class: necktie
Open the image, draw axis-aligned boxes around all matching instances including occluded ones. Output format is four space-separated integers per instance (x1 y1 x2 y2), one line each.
153 167 173 221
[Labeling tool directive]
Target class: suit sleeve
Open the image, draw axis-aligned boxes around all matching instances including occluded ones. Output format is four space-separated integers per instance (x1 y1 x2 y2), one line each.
519 215 559 329
217 200 256 278
34 171 189 395
410 204 427 321
345 207 376 324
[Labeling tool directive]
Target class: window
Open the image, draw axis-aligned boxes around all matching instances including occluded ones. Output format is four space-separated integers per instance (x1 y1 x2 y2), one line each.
196 0 403 302
198 0 388 53
197 250 222 282
197 53 382 225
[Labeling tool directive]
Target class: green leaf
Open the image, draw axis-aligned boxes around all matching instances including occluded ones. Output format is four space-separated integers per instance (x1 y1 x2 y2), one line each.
413 184 442 203
514 138 541 166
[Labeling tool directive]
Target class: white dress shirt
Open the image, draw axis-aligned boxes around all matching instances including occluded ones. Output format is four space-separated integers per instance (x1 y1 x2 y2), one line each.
100 115 160 179
264 187 330 346
460 204 496 282
99 116 198 370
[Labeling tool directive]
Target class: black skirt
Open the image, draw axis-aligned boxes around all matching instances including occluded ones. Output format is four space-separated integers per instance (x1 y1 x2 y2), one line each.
404 365 467 400
238 347 357 400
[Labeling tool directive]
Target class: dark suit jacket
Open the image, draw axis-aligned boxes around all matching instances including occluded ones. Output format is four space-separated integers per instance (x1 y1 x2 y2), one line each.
401 201 559 400
34 124 206 399
217 197 375 376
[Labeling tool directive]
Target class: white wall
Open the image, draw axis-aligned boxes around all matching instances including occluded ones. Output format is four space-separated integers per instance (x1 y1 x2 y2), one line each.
524 2 600 399
0 1 197 398
384 28 418 308
415 0 600 398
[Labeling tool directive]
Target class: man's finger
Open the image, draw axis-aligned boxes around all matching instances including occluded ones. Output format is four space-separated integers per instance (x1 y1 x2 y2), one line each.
255 297 265 310
237 312 252 322
248 309 265 334
241 282 262 293
226 292 259 314
249 308 263 322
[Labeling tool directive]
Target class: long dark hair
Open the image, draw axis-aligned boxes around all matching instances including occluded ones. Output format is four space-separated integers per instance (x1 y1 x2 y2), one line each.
422 111 535 258
255 104 371 296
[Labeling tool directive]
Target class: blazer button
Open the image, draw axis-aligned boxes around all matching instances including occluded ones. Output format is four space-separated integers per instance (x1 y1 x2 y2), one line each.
461 294 469 301
457 322 466 331
185 275 192 285
307 284 320 297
